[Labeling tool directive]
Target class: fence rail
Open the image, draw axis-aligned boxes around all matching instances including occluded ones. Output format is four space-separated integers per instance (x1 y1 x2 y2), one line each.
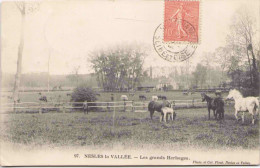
0 99 233 114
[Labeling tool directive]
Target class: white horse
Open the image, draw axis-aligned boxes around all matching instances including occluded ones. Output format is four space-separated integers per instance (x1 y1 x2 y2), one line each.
226 89 259 124
161 102 176 122
152 96 158 101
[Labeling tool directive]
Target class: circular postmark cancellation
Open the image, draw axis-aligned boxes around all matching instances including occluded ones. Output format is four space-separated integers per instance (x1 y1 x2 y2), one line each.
153 19 198 62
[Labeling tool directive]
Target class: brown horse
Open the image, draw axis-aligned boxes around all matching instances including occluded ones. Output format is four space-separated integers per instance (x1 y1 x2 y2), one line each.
148 100 171 121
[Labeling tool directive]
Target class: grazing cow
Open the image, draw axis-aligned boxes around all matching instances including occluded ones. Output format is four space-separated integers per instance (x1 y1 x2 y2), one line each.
39 96 48 102
66 93 71 96
148 100 171 121
96 93 101 96
161 102 176 122
139 95 147 100
121 95 128 101
38 92 42 95
152 96 158 101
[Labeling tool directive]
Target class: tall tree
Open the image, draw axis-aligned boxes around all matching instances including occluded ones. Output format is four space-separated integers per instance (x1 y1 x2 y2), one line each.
90 44 147 91
228 7 259 91
13 2 40 106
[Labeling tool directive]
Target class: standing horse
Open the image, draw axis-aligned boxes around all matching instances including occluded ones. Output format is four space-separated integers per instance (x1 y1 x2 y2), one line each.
148 100 171 121
214 97 225 120
201 93 217 119
226 89 259 124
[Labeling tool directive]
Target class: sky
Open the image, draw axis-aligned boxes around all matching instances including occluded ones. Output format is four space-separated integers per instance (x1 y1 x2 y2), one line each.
1 0 259 75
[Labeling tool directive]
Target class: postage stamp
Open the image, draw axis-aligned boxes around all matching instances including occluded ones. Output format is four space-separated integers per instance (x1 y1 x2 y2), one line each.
164 0 200 43
153 0 199 62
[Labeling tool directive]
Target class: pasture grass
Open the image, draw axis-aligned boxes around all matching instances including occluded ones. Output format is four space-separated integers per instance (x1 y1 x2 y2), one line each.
2 90 227 103
1 107 259 150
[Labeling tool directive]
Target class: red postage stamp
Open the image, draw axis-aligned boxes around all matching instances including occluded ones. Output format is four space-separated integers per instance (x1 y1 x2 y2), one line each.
164 0 200 43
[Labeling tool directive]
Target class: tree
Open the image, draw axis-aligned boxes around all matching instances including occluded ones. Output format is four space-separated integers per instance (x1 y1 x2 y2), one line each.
192 64 207 88
227 7 259 93
13 2 40 106
90 44 148 91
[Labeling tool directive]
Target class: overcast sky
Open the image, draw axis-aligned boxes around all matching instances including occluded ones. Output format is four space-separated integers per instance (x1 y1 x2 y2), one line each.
1 0 259 75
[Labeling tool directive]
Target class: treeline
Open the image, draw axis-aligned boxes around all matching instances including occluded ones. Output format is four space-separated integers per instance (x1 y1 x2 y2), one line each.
2 73 98 89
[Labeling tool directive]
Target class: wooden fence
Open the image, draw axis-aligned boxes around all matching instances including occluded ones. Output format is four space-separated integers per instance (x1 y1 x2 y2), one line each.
0 99 210 114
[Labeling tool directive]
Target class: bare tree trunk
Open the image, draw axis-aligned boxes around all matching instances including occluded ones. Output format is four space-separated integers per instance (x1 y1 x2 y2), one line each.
47 49 51 92
13 13 25 112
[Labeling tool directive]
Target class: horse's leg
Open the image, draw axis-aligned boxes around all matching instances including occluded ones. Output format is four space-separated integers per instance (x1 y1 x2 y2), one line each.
242 112 245 124
150 111 154 120
171 112 173 121
214 110 217 119
161 113 164 122
252 114 255 125
164 113 167 123
208 108 210 120
234 110 239 121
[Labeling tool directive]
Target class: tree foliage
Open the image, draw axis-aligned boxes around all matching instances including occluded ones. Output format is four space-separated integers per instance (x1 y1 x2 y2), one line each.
71 86 97 103
90 44 148 91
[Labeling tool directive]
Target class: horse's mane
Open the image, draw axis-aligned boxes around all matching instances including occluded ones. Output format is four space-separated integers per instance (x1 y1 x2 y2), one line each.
230 89 243 99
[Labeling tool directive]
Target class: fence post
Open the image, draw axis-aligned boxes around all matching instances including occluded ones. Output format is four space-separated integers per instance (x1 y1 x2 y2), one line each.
39 103 42 114
107 102 110 112
62 103 66 113
123 100 126 112
132 100 134 113
112 99 116 133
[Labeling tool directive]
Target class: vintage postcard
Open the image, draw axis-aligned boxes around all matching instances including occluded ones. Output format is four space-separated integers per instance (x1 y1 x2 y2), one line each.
0 0 260 166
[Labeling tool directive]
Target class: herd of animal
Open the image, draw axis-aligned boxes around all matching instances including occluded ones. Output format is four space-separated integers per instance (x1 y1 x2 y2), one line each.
2 89 259 125
147 89 259 125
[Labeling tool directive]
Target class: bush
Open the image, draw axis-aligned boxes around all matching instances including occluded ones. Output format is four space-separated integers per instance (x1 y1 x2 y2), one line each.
71 86 97 107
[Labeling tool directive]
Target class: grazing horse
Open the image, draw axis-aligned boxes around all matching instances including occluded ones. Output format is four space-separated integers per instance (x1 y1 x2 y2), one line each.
139 95 146 100
201 93 217 119
39 95 48 102
226 89 259 124
148 100 171 121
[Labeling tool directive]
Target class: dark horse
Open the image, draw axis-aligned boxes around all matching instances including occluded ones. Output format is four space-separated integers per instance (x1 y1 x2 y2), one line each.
201 93 225 120
148 100 170 121
215 97 225 120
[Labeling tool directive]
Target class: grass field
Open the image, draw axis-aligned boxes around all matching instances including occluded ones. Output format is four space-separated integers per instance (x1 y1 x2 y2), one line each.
1 106 259 150
2 90 225 103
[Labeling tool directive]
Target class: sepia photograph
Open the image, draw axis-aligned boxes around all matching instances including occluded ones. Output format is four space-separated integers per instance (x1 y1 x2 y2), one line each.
0 0 259 166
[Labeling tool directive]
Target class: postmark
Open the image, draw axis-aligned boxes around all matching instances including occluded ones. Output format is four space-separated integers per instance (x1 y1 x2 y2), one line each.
153 22 198 62
153 0 199 62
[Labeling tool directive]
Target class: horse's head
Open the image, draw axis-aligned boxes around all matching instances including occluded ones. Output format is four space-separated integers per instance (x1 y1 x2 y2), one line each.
201 92 206 102
226 89 242 100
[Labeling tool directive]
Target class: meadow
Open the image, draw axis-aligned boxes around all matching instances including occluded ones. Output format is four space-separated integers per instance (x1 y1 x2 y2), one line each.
1 90 222 103
1 105 259 150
